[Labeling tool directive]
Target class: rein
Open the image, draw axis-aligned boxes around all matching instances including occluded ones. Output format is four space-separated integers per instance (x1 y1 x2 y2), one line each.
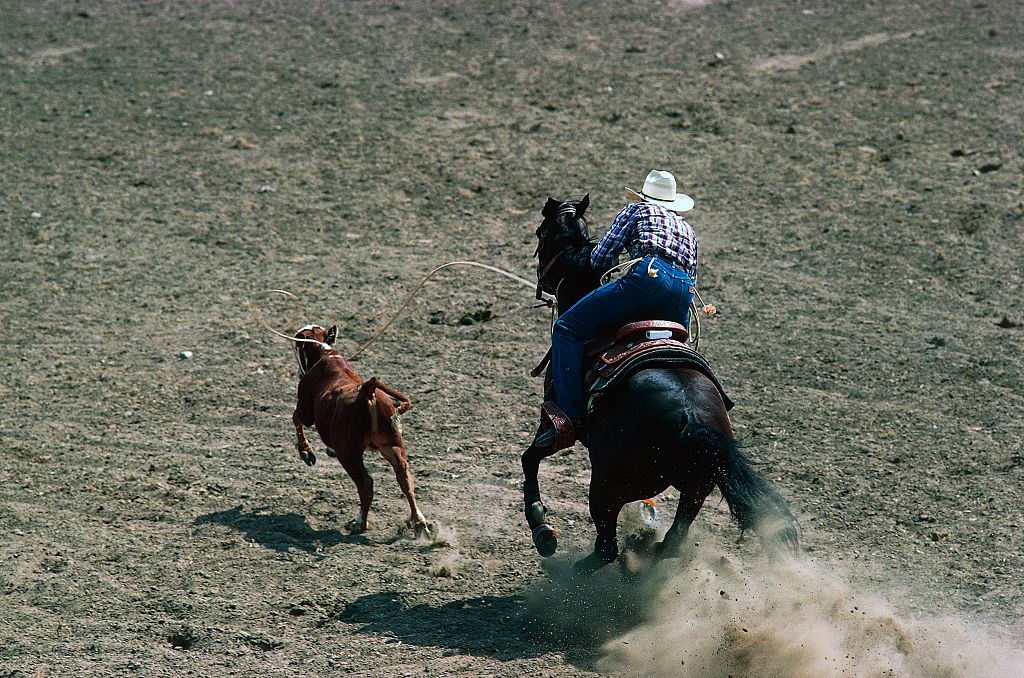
535 250 564 301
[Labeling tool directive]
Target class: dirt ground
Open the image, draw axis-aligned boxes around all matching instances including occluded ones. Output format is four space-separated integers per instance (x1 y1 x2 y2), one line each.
2 1 1022 676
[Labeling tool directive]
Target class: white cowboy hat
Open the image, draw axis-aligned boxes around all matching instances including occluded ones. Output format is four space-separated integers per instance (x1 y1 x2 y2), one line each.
625 170 694 213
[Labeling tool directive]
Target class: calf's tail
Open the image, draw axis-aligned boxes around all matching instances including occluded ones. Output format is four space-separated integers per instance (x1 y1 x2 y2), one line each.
349 377 381 444
358 377 407 440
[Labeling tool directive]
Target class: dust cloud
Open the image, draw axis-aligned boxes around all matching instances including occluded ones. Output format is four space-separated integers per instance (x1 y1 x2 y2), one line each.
525 530 1024 677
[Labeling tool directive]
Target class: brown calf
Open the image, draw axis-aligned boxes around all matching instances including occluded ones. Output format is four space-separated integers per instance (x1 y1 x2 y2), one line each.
291 324 427 534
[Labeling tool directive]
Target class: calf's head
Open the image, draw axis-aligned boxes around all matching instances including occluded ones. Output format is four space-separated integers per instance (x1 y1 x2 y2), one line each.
292 324 338 376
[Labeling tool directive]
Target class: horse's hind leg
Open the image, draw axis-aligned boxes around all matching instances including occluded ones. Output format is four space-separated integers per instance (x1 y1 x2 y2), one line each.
522 430 559 557
658 477 715 557
574 478 624 574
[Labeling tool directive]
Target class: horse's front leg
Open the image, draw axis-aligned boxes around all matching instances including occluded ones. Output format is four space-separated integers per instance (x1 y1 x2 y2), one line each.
293 408 316 466
522 425 559 557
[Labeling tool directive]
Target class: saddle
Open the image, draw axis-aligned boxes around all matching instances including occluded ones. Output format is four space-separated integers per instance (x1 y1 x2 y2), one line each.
533 320 733 441
583 320 733 413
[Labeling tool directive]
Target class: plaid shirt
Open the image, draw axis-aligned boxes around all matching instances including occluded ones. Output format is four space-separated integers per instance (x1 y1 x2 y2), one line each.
590 202 698 280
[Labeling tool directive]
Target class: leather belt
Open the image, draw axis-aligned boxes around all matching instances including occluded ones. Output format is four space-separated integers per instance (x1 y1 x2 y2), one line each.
637 253 687 272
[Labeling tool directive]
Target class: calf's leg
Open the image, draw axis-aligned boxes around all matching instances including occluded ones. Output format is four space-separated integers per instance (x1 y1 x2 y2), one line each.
379 445 427 531
292 409 316 466
339 451 373 533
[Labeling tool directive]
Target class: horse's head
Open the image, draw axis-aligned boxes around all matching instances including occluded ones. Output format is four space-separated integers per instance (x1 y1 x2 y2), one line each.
292 324 338 376
535 193 592 296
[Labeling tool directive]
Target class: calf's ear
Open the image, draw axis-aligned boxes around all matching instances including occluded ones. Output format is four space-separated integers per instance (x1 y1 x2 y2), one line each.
325 325 339 346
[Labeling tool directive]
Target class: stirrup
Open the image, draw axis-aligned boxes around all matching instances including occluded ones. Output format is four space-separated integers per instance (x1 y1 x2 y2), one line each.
535 402 578 451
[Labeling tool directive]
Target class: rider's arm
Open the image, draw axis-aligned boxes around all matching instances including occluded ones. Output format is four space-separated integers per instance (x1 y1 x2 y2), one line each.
590 203 638 272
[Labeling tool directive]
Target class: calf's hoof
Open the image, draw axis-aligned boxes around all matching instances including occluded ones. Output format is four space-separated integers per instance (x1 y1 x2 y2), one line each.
407 518 431 538
346 517 367 534
299 450 316 466
532 523 558 557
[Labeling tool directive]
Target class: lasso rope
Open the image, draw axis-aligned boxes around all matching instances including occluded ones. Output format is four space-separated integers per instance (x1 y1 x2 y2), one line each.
250 289 332 348
254 258 715 356
252 262 555 357
348 260 554 359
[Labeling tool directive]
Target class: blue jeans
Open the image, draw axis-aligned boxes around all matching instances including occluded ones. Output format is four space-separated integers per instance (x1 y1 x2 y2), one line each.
550 256 694 421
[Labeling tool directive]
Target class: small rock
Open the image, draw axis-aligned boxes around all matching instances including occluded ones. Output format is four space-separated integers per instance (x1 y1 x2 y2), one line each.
30 211 41 219
977 162 1002 173
258 184 273 193
204 89 214 96
996 316 1020 329
179 351 194 360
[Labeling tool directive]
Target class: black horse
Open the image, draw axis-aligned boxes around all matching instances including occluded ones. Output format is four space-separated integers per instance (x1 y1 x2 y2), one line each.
522 195 800 573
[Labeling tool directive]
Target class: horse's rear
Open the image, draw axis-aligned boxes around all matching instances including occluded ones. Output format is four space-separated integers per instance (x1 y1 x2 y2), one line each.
577 366 799 573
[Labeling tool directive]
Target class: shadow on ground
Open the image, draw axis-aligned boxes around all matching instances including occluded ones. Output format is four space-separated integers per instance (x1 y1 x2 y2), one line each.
331 591 579 663
194 505 370 552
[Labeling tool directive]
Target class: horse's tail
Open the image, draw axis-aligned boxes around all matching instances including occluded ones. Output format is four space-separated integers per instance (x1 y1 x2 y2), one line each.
683 423 800 557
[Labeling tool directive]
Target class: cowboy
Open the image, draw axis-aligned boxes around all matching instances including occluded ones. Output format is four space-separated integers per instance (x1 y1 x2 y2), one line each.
534 170 699 450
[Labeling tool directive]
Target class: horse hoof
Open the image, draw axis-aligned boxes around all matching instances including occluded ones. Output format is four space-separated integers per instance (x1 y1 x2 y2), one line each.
532 523 558 557
639 499 658 527
525 500 547 526
573 550 616 575
346 519 367 534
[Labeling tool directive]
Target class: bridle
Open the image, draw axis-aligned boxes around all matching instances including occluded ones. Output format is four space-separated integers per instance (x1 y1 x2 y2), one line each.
535 202 587 301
